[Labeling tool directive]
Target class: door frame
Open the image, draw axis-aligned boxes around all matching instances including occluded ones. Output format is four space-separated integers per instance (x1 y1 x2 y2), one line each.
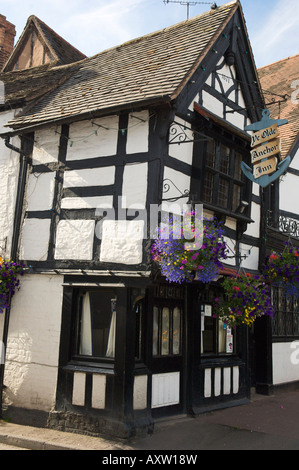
146 284 187 417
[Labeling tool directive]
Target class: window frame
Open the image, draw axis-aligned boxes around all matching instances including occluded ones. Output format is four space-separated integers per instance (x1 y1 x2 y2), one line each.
71 287 118 365
271 286 299 340
200 303 235 356
201 137 247 212
152 301 183 358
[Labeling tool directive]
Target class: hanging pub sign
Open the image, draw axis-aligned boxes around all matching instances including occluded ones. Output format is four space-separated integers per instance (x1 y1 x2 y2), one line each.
241 109 291 188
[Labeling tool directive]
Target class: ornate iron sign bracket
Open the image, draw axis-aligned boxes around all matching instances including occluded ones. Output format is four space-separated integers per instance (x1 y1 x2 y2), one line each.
161 178 190 202
168 121 212 145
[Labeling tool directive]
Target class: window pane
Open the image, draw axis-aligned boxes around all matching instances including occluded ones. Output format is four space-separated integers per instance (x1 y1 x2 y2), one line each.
202 316 214 353
172 307 181 355
220 144 230 174
161 307 170 355
234 152 243 180
79 293 92 355
206 140 216 167
203 171 214 204
78 290 116 358
232 184 241 211
217 178 229 207
153 306 159 356
219 321 233 354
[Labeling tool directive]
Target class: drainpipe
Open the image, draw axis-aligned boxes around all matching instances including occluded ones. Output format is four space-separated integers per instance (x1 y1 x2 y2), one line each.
0 135 29 419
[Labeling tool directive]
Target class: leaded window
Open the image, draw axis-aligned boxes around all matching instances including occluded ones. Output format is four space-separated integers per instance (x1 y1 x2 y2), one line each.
271 286 299 337
202 139 246 211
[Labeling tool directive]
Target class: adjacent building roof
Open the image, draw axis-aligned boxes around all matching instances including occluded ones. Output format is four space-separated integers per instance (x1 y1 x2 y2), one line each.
0 61 80 109
258 54 299 159
2 1 240 131
3 15 86 72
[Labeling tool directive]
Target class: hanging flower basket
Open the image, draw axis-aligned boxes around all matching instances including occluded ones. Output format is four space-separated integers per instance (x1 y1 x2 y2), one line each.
263 242 299 296
213 273 274 328
151 214 228 284
0 257 24 313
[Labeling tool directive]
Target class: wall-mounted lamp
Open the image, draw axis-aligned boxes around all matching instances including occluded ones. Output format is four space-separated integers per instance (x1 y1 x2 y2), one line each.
235 200 249 214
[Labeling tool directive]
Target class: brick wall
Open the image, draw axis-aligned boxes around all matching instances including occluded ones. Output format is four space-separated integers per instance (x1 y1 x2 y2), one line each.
0 15 16 70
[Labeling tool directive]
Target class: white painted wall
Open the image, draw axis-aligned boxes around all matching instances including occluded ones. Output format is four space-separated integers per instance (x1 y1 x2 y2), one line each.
280 170 299 214
273 342 299 385
20 218 51 261
1 274 63 411
151 372 180 408
32 125 60 165
100 219 144 265
55 219 95 260
245 202 260 238
168 116 193 165
161 166 190 213
63 166 115 187
121 162 148 209
202 90 224 117
126 110 149 154
290 147 299 171
239 244 259 271
61 195 113 210
26 172 55 212
0 110 21 259
201 60 247 131
66 115 119 160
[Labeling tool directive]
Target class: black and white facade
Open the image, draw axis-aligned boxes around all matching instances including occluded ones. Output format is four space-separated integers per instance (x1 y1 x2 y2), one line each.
1 1 294 438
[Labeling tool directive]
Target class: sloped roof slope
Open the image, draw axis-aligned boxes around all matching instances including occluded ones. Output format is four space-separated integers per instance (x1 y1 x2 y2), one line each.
258 54 299 159
0 62 80 109
4 1 239 130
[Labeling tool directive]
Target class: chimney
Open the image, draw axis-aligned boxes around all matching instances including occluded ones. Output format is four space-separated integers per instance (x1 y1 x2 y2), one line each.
0 15 16 71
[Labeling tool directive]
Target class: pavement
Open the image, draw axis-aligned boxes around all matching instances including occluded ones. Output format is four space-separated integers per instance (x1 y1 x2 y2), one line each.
1 388 299 451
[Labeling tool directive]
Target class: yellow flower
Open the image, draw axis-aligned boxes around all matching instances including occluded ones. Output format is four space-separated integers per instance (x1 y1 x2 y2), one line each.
0 257 3 265
242 307 256 326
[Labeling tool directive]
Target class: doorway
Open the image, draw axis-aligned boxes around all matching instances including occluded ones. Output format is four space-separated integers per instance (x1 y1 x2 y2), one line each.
148 285 186 417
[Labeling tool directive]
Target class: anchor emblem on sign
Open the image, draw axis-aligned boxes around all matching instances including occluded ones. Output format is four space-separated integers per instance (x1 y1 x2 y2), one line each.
241 109 291 188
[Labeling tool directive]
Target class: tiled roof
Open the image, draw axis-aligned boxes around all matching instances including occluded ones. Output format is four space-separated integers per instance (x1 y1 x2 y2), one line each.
32 16 87 65
4 1 238 130
0 62 80 109
258 54 299 159
3 15 86 72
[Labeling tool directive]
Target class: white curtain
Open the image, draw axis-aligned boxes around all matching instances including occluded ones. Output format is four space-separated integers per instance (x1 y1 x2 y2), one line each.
80 293 92 355
105 299 117 358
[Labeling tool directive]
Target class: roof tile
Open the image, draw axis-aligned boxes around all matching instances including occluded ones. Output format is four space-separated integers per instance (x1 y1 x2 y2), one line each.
3 1 238 129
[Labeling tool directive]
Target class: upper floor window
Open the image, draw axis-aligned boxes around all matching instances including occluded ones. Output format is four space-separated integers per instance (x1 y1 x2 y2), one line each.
202 138 246 212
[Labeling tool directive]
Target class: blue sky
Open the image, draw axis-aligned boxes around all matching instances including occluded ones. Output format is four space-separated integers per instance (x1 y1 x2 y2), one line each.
1 0 298 68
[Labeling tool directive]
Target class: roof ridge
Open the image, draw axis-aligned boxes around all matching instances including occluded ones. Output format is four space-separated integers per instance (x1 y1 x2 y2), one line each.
2 14 86 71
30 15 86 59
258 53 299 70
85 1 238 61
